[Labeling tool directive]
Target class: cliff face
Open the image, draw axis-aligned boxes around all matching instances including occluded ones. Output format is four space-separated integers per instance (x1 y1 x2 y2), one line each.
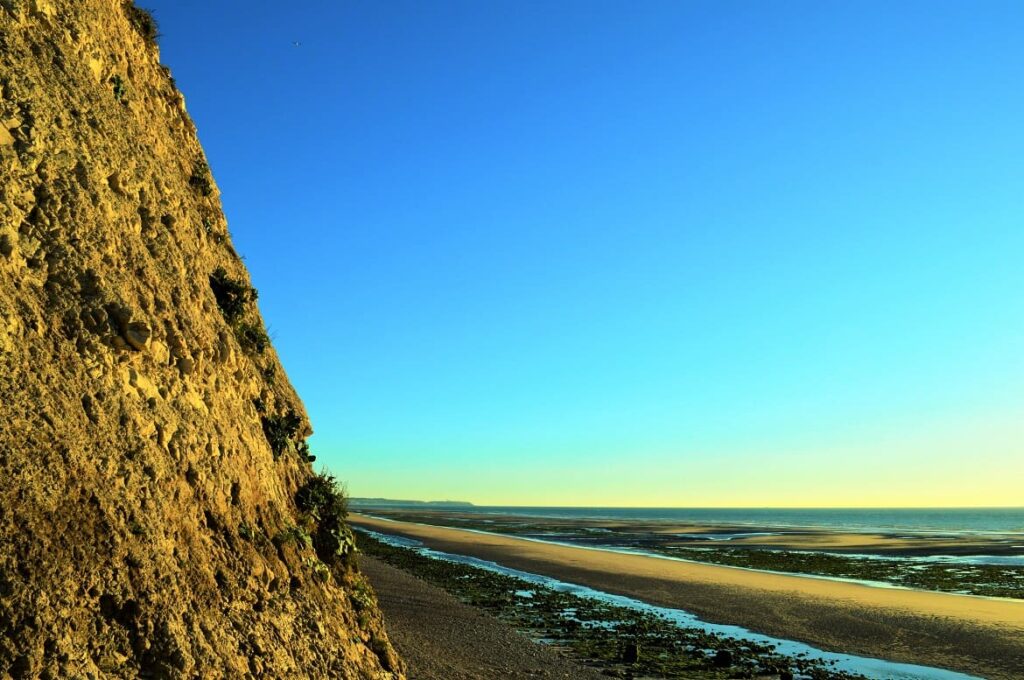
0 1 402 677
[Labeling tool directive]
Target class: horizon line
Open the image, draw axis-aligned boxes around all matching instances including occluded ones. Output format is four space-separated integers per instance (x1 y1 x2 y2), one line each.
350 501 1024 510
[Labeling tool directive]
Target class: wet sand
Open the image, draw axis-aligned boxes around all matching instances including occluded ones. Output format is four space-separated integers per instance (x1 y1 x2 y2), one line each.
359 554 604 679
364 509 1024 556
646 524 1020 555
719 530 1014 553
352 513 1024 680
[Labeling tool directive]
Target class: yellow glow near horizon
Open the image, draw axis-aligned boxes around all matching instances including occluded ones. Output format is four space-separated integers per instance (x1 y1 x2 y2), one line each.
334 407 1024 508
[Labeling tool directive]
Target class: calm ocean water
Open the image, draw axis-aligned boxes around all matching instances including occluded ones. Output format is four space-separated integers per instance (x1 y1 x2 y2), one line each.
441 506 1024 535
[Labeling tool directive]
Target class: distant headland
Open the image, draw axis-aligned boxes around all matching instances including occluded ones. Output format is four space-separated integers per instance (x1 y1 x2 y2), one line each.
351 498 475 508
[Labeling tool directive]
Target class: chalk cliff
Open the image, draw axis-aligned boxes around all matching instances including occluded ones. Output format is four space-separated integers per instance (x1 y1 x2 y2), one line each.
0 1 402 676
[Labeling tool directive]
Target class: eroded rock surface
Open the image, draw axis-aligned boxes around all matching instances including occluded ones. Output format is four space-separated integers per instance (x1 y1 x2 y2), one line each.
0 1 402 677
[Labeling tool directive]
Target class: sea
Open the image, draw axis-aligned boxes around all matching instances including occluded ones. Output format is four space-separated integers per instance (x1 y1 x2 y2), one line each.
382 506 1024 536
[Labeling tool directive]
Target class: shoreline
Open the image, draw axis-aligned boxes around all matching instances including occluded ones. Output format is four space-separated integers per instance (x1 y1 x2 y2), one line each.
354 509 1024 598
353 508 1024 557
351 513 1024 680
373 517 1024 600
351 506 1024 540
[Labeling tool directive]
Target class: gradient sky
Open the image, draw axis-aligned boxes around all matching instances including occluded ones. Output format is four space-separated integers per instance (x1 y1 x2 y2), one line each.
149 1 1024 506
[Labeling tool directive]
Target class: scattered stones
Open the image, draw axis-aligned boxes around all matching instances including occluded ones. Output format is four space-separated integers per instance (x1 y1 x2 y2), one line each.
176 356 194 375
149 339 168 364
29 0 55 19
123 320 150 351
106 171 125 195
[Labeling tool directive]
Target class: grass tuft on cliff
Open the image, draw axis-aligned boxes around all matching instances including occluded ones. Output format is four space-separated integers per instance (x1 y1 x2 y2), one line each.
261 410 303 459
296 473 357 567
123 2 160 46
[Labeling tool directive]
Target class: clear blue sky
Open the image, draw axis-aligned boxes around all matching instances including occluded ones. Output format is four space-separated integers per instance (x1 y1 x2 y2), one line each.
150 1 1024 506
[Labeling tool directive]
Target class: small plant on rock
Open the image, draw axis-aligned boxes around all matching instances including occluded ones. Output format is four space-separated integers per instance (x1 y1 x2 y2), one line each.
295 473 356 567
350 573 375 611
209 267 255 322
209 267 271 355
303 556 332 583
295 473 348 520
273 524 312 549
123 2 159 46
189 159 214 196
261 409 302 459
235 322 270 354
296 438 315 463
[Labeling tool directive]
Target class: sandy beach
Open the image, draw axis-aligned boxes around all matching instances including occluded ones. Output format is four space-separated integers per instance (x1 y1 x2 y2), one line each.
352 513 1024 679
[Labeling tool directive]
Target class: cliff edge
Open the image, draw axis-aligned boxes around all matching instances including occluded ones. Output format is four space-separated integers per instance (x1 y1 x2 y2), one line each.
0 1 402 677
